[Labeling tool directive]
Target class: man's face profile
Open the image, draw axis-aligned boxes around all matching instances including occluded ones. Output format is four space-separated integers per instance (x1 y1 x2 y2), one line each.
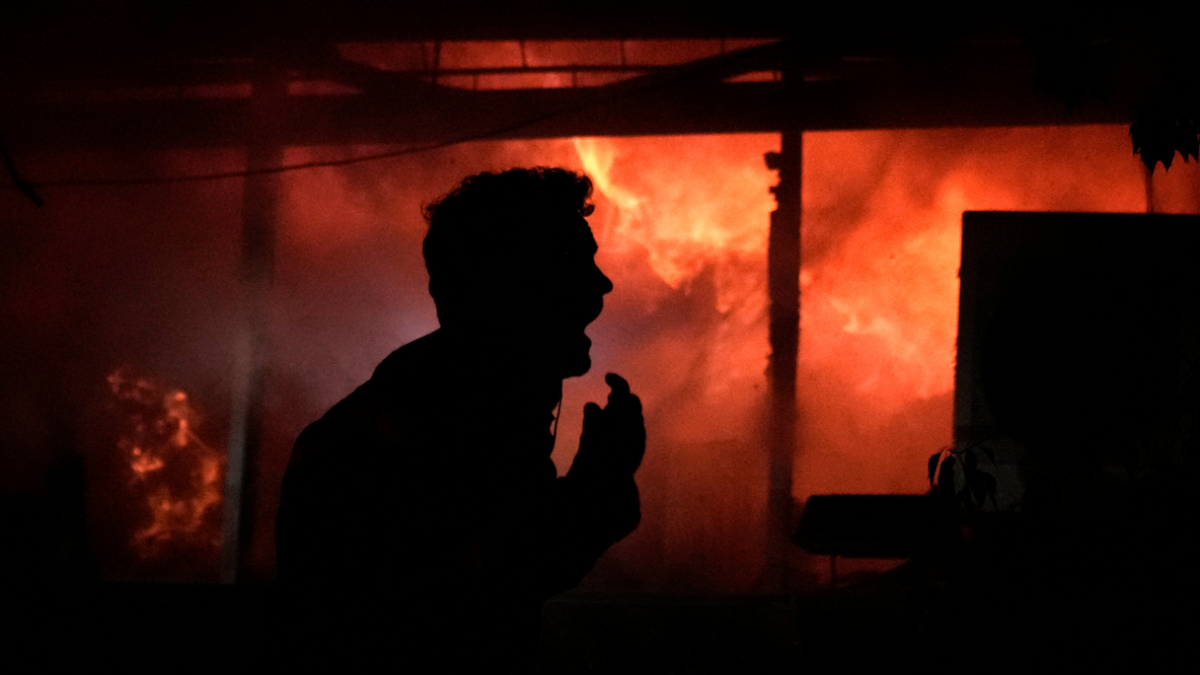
550 214 613 378
423 168 612 380
500 213 613 379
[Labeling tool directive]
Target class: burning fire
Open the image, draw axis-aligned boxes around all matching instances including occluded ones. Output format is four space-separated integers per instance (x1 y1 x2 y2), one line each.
107 368 223 558
568 126 1162 499
810 177 968 403
272 124 1187 589
574 136 772 304
796 126 1156 497
572 135 775 417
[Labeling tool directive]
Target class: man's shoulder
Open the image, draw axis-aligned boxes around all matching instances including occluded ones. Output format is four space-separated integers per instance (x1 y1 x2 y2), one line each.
288 332 446 467
370 330 446 387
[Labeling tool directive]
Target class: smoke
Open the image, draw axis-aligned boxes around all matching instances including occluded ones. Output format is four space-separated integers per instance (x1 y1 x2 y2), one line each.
261 135 776 591
0 148 243 579
1 124 1196 588
796 125 1190 503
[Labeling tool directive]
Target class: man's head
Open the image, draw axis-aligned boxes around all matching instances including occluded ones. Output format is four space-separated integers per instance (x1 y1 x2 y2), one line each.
423 168 613 378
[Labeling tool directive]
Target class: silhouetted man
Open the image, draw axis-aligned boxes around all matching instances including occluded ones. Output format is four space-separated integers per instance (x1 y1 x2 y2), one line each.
276 168 643 669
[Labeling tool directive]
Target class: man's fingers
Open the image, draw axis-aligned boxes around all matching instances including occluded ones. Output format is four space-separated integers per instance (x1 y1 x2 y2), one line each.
605 373 631 398
605 373 638 412
576 377 646 480
626 393 642 415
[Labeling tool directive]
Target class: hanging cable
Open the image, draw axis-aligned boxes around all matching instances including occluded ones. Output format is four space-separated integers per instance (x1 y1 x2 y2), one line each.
0 41 781 192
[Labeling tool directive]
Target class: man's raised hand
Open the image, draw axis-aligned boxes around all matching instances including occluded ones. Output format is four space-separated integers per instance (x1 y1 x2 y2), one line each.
571 373 645 481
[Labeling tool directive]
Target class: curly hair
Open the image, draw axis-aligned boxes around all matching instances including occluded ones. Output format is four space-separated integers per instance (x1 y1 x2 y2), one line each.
422 168 594 327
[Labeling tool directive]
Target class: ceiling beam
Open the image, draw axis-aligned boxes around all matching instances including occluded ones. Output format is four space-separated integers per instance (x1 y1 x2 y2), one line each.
1 77 1129 155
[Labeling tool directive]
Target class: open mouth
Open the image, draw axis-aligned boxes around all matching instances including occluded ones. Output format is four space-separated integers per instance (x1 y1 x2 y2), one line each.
583 297 604 328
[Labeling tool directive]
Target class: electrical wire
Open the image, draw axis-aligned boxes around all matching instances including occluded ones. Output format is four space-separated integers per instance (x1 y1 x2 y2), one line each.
0 43 780 192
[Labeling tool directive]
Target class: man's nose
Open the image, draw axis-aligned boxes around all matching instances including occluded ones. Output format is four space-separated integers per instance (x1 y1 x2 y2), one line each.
596 266 614 295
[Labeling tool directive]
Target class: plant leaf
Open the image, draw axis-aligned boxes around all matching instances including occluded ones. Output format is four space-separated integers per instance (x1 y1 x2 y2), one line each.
981 472 997 509
937 456 956 501
969 472 988 506
958 487 972 506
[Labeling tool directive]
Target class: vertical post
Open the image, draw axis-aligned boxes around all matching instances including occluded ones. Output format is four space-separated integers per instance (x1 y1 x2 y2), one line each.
222 63 285 583
764 130 802 591
1144 164 1156 215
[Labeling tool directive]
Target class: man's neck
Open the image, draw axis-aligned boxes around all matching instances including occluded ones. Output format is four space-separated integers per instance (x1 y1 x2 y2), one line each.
434 327 563 412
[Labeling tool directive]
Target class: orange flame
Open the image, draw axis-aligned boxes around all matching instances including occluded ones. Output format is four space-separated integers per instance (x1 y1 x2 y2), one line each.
272 123 1195 591
813 178 968 402
107 368 223 558
795 126 1161 499
574 135 772 301
572 135 775 417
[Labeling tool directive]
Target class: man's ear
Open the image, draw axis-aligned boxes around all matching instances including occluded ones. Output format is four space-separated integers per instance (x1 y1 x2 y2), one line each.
479 286 536 327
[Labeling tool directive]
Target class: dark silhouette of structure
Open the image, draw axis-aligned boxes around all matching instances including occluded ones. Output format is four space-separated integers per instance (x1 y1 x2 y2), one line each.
276 168 644 668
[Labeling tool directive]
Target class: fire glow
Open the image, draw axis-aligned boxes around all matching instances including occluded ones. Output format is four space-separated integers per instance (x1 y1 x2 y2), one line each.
573 135 773 408
107 368 223 558
266 124 1187 589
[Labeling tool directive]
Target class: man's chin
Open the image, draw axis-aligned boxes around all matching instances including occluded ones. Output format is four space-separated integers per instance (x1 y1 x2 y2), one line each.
561 359 591 379
559 333 593 378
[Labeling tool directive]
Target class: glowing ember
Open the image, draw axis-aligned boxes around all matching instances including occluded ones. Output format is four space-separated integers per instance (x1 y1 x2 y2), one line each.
107 368 223 558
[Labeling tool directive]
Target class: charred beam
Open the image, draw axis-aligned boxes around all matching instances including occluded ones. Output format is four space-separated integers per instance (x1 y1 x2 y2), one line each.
763 131 801 590
2 66 1132 155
